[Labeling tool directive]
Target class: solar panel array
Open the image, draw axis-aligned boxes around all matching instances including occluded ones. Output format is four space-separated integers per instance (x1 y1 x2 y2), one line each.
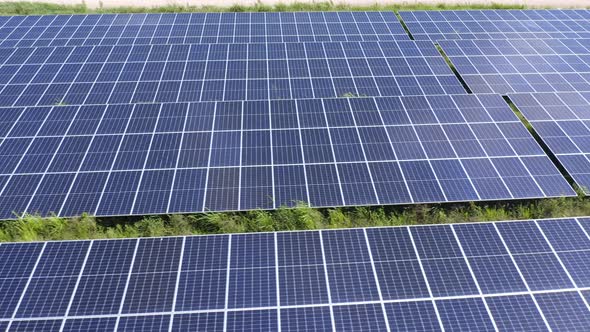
0 11 410 47
0 40 466 107
438 38 590 94
400 9 590 40
0 9 585 217
1 217 590 331
0 94 574 218
510 92 590 194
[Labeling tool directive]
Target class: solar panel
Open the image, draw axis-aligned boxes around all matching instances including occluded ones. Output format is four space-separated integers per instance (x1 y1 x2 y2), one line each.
1 217 590 330
509 91 590 194
0 12 410 48
439 38 590 94
0 94 574 218
0 40 467 107
400 10 590 41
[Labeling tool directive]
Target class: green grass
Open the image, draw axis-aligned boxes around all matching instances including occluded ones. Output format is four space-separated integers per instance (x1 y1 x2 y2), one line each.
0 1 532 16
2 196 590 242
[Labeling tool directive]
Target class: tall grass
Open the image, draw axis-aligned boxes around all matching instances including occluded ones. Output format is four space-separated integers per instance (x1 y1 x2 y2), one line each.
0 1 532 16
2 196 590 242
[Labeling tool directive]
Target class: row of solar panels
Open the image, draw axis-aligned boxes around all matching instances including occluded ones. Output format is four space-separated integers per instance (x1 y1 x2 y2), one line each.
0 94 574 218
0 11 408 47
0 10 588 218
0 41 467 107
401 10 590 40
1 217 590 331
0 10 587 47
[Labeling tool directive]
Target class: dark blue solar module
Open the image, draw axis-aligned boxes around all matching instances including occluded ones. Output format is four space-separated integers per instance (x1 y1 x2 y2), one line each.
510 92 590 194
0 40 466 107
399 10 590 41
0 94 574 218
439 38 590 94
0 217 589 330
0 12 409 47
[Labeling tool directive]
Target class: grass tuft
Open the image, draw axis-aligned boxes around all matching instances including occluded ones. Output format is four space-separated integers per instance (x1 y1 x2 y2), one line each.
0 1 540 16
2 196 590 242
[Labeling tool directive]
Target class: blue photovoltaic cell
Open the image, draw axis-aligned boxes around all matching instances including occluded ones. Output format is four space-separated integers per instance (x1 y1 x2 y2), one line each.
279 265 329 305
496 220 552 254
366 227 417 261
436 298 496 332
281 306 332 332
277 231 323 266
176 269 226 310
513 253 574 291
228 267 276 309
535 292 590 332
327 262 379 303
0 243 43 278
468 255 527 294
117 315 171 332
171 312 224 332
386 301 442 331
421 258 479 297
70 274 128 316
333 304 388 332
374 260 429 300
400 10 590 41
322 229 370 264
558 250 590 287
486 295 549 331
510 92 590 195
9 320 63 331
0 278 27 318
122 272 177 314
226 310 278 332
411 225 462 259
1 217 590 330
62 318 117 332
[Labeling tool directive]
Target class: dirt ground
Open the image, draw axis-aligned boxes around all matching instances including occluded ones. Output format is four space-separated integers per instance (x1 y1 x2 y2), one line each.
3 0 590 9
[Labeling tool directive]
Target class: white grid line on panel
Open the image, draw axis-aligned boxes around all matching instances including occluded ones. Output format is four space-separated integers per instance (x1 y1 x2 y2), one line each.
168 236 186 332
129 103 164 214
363 228 391 332
112 238 140 331
222 234 233 332
21 104 84 216
318 230 337 332
407 227 446 331
6 242 47 330
92 103 138 216
58 241 93 332
533 220 590 312
491 223 553 331
449 224 499 331
201 102 218 212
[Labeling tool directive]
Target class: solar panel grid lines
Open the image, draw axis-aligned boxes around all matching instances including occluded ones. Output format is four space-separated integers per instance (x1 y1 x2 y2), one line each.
362 228 391 332
399 9 590 41
447 225 499 331
221 235 231 332
405 226 445 329
0 93 570 218
0 11 409 48
3 217 590 330
437 38 590 94
0 41 469 107
509 91 590 194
